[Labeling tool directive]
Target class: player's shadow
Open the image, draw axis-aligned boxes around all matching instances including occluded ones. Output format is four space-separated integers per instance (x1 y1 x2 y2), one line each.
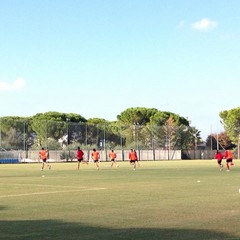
0 219 238 240
0 205 8 211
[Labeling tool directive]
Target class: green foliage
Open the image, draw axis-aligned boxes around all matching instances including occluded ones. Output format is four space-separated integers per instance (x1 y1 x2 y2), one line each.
205 132 235 150
0 109 199 151
150 111 189 126
116 108 191 148
60 151 75 161
117 107 158 125
0 116 33 150
31 112 87 146
87 117 107 125
220 107 240 144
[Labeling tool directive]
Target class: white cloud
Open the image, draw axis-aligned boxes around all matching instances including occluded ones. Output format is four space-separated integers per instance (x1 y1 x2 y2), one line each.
0 78 26 91
191 18 217 31
12 78 26 90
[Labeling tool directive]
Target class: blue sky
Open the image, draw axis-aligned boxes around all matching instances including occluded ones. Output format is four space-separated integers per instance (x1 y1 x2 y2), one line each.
0 0 240 139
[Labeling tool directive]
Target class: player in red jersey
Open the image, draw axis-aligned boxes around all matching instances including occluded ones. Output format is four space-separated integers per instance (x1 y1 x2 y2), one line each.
134 149 140 167
129 149 137 170
76 146 88 170
214 150 223 171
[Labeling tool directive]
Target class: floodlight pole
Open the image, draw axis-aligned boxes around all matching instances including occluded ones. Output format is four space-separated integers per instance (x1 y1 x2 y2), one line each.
152 130 155 161
216 133 219 151
45 120 48 148
137 124 139 152
238 133 240 160
134 122 140 159
194 134 197 159
120 135 124 161
85 122 88 146
66 118 69 145
23 121 26 152
103 124 106 151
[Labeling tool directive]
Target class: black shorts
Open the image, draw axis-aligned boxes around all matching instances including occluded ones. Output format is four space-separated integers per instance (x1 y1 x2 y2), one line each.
226 159 233 163
77 158 83 162
94 160 99 163
42 158 47 163
130 160 136 163
111 159 115 162
217 160 222 164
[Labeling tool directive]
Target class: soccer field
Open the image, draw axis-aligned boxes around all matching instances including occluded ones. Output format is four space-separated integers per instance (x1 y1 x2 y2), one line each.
0 160 240 240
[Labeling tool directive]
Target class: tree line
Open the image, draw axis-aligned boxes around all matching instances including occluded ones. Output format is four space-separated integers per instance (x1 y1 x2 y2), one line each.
0 107 239 151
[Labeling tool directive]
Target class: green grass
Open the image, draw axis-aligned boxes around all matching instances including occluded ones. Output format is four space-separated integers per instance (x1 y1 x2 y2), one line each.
0 160 240 240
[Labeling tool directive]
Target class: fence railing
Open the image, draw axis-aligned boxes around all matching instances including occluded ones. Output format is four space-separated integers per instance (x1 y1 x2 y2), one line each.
0 120 197 154
0 149 218 162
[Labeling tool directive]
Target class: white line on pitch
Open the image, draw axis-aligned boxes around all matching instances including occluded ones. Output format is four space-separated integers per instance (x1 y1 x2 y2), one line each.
10 183 87 189
0 188 107 198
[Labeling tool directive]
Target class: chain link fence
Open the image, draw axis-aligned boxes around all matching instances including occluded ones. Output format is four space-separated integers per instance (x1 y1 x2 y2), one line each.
0 119 215 161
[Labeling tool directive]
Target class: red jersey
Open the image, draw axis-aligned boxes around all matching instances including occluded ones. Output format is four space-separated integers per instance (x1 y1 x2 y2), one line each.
215 152 223 161
76 149 84 159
